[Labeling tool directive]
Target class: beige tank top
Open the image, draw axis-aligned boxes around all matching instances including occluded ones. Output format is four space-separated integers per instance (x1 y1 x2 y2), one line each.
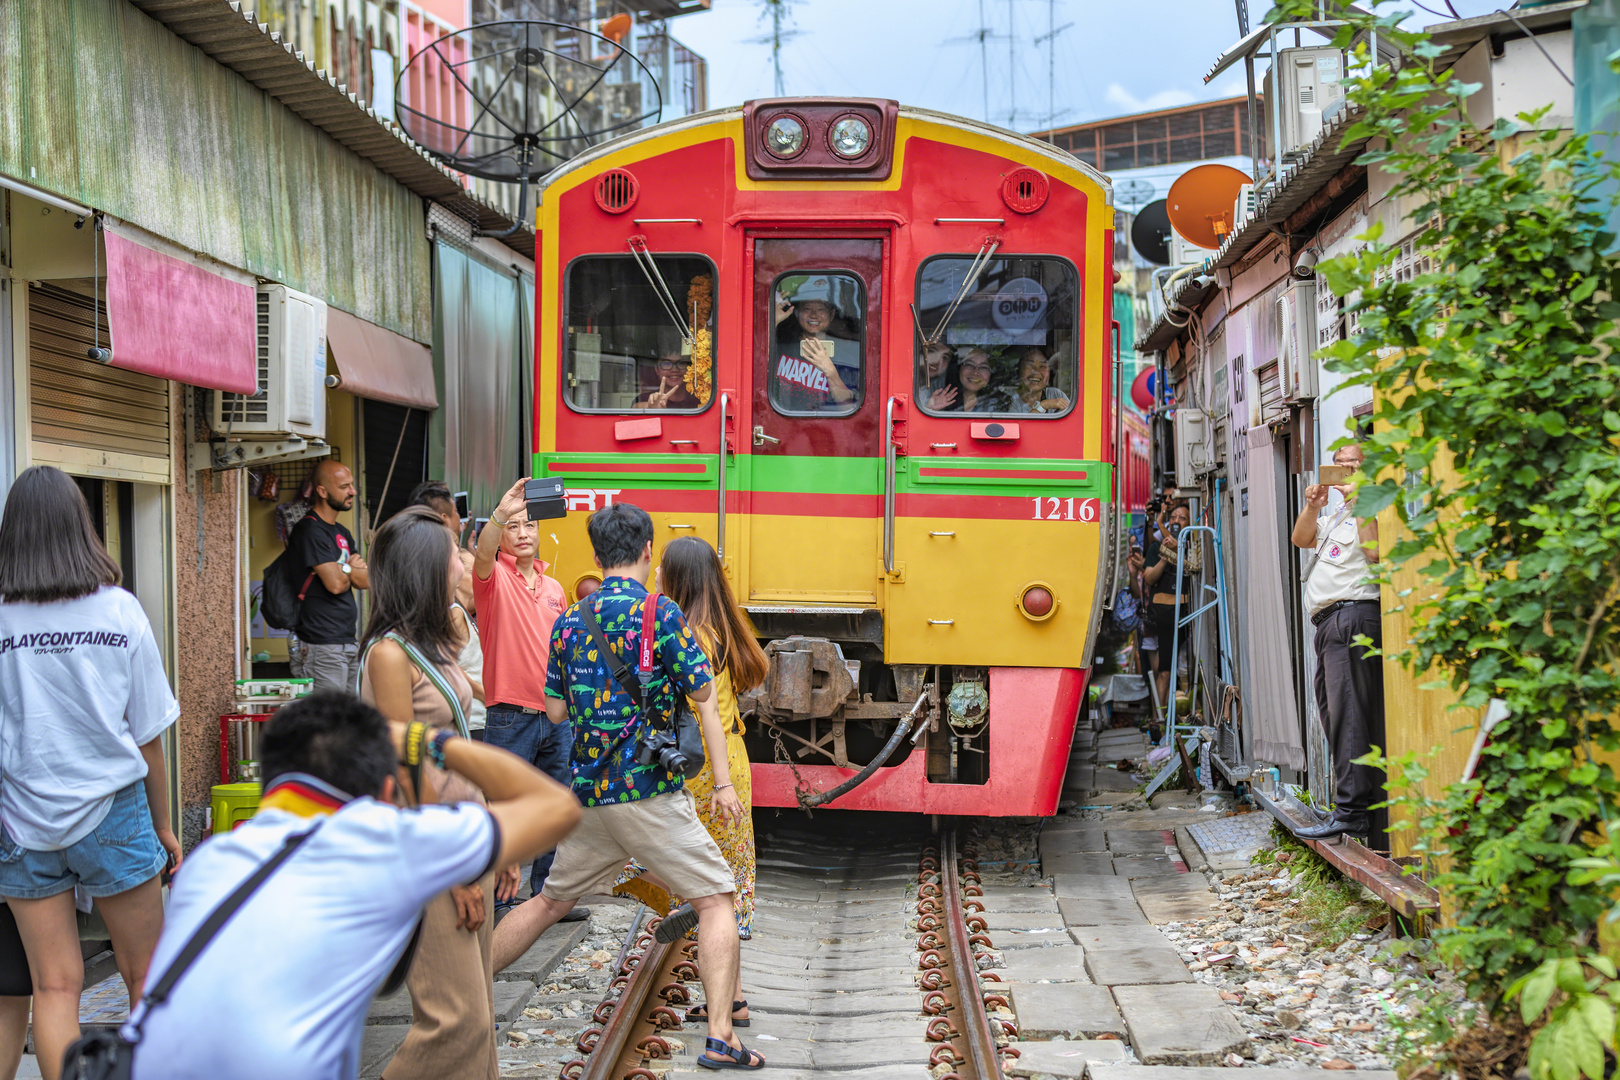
359 645 474 729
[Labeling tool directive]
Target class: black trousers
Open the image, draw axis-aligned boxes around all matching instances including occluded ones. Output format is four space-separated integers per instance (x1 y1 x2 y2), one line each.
1312 600 1386 815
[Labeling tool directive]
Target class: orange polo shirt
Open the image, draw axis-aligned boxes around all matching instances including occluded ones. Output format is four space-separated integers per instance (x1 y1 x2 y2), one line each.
471 553 568 712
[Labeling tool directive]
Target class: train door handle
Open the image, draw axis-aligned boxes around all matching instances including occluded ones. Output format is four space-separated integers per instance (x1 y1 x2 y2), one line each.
753 426 780 446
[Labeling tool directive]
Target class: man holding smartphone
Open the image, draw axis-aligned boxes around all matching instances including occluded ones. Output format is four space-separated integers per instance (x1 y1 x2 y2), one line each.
473 478 587 921
1291 442 1384 841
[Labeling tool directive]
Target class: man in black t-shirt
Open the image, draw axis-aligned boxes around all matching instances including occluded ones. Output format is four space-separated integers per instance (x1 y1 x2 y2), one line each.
286 460 369 691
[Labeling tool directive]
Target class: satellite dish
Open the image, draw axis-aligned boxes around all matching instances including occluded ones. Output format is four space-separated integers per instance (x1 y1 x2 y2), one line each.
395 21 663 186
1129 200 1173 266
1167 163 1252 251
1115 178 1155 212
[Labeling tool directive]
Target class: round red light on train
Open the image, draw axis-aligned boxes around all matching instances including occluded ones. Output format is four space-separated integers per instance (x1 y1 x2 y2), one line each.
575 576 602 601
1018 583 1057 621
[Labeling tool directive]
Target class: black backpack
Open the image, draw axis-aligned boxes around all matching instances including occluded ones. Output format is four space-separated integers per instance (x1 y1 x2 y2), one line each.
260 550 314 632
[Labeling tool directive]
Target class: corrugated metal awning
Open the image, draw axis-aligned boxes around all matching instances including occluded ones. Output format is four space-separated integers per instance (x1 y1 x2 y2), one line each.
326 307 439 410
103 227 257 395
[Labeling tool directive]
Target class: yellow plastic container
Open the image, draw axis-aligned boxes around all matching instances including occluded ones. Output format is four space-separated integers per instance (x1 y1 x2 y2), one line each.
211 782 261 834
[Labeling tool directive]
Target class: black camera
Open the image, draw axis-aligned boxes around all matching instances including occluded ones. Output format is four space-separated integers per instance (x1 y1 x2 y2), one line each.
1146 498 1162 514
635 727 690 775
524 477 567 521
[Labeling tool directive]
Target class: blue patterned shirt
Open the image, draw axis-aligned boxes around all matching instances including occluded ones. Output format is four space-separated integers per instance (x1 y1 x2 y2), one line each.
545 576 713 806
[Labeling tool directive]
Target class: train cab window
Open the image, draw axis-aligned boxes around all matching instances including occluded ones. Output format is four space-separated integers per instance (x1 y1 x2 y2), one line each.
914 256 1079 417
564 255 716 412
768 272 866 416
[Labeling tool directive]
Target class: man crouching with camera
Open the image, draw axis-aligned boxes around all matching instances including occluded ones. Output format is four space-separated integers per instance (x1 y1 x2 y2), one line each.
489 502 761 1071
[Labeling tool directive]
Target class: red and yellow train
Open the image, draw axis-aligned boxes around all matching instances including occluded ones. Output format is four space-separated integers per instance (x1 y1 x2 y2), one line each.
531 99 1119 816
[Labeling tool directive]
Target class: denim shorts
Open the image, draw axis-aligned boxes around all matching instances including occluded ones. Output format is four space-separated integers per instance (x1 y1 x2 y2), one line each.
0 781 167 900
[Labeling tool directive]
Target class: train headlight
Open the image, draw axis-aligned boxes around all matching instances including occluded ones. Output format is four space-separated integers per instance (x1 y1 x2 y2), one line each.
764 115 807 158
828 116 872 158
1017 582 1058 622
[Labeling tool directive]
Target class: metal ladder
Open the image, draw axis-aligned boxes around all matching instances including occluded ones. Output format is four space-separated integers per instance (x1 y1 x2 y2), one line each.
1166 483 1235 746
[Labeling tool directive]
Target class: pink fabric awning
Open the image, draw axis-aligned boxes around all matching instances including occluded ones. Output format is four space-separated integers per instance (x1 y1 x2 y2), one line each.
326 307 439 410
103 228 257 395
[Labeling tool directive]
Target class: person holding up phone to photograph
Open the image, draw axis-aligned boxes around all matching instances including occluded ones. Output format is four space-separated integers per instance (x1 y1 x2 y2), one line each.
1290 442 1384 841
772 278 860 411
472 479 586 922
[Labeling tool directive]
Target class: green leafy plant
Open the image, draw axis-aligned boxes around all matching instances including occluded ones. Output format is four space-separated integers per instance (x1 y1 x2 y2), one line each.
1268 1 1620 1075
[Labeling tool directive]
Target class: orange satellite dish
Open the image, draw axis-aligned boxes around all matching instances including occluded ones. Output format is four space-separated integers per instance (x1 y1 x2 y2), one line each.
1167 163 1253 251
599 13 632 44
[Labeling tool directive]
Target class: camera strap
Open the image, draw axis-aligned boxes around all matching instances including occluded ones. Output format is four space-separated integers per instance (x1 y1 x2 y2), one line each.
579 599 646 713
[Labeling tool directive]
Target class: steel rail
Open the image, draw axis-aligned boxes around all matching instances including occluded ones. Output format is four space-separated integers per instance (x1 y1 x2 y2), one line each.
919 830 1018 1080
563 911 693 1080
941 831 1005 1080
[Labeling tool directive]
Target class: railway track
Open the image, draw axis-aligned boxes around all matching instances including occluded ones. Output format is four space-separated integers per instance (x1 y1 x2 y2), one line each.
558 817 1016 1079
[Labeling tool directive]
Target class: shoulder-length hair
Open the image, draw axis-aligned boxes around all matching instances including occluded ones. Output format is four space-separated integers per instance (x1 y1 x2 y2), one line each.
658 536 769 691
0 466 121 603
360 506 458 667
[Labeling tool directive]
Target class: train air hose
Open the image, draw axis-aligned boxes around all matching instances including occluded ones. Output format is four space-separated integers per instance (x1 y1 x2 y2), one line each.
798 692 932 811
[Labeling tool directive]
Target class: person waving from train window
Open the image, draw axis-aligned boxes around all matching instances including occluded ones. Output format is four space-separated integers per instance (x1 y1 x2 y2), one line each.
917 341 964 411
772 277 860 411
952 348 1005 413
1005 347 1070 414
635 353 703 411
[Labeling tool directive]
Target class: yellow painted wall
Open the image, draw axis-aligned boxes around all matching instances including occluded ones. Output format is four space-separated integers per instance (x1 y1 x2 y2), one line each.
246 388 359 663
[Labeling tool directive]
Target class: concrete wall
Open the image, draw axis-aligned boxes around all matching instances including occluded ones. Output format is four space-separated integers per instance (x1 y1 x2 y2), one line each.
168 394 246 846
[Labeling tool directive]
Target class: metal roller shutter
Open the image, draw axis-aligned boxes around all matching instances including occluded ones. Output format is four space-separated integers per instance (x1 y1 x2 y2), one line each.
28 283 172 483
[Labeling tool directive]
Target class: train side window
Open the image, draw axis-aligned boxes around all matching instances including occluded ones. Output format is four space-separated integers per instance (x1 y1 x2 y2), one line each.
914 256 1079 418
768 272 866 416
563 254 716 413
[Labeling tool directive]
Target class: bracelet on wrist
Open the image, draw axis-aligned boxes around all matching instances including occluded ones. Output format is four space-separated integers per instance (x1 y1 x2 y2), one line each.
427 728 459 771
491 516 510 529
402 721 428 768
714 783 733 791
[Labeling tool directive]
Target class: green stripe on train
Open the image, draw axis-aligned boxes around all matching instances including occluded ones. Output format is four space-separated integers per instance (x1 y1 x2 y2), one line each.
535 452 1113 501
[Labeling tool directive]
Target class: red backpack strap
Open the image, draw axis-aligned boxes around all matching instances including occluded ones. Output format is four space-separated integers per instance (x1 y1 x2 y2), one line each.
297 572 315 601
639 591 658 672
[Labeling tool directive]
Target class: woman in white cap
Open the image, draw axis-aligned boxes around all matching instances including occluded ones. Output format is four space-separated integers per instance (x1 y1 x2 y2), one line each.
771 277 862 411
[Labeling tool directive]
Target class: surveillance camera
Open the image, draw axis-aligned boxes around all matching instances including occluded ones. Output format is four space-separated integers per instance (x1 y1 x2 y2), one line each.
1293 249 1319 279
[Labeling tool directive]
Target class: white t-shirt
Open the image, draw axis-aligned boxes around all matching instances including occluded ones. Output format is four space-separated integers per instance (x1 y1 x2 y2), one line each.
0 586 179 850
1303 506 1381 616
134 798 499 1080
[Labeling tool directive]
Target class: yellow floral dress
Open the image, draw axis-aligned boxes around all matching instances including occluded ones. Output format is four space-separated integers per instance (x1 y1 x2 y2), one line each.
614 645 756 938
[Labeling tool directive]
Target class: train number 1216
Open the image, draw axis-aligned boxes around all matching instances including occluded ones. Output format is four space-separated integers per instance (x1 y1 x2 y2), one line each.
1031 497 1102 521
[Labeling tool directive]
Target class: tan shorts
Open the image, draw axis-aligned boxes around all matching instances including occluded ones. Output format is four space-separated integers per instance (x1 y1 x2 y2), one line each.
541 789 735 904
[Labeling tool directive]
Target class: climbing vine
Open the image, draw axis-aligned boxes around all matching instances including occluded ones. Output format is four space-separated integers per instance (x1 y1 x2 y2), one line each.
1270 1 1620 1075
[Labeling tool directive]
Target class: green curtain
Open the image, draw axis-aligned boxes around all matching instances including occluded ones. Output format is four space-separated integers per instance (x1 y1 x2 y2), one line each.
430 241 535 522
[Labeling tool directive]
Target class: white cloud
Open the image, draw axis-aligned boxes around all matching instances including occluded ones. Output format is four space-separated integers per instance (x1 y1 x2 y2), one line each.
1103 83 1198 115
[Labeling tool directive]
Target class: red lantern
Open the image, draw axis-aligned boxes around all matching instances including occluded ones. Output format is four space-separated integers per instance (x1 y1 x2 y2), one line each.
1130 368 1156 412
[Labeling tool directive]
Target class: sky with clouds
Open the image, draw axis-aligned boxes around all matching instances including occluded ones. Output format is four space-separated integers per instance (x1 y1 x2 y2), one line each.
667 0 1520 133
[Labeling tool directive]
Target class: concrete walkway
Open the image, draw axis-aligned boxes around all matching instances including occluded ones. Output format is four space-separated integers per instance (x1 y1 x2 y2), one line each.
1001 782 1402 1079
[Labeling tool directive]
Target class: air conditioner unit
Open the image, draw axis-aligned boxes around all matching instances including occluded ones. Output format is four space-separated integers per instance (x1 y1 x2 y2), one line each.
1169 233 1215 268
1233 184 1256 231
1277 279 1319 402
1263 47 1347 160
1173 407 1214 479
213 285 329 439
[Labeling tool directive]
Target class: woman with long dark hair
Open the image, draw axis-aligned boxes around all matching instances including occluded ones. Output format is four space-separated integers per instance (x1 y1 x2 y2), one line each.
358 506 514 1080
0 466 180 1080
617 536 769 1029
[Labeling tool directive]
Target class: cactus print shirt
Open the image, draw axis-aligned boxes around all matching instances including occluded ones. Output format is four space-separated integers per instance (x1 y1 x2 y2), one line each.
545 576 713 806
